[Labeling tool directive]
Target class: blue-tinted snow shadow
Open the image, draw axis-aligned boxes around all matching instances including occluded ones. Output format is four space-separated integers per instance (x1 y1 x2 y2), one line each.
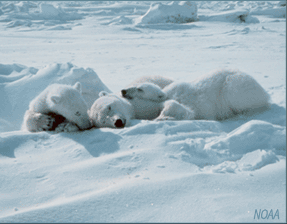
60 128 121 158
135 23 201 31
0 135 24 158
0 132 50 158
220 104 286 133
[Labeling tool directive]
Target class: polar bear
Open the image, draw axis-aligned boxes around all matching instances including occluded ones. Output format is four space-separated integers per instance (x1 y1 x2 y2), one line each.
121 82 167 102
118 75 173 119
88 75 173 128
88 90 166 128
125 75 174 89
22 82 92 132
88 92 135 128
121 69 270 121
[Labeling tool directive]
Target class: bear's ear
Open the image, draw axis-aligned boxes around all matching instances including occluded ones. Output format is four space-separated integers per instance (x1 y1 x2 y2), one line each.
73 82 82 93
99 91 109 97
51 95 61 104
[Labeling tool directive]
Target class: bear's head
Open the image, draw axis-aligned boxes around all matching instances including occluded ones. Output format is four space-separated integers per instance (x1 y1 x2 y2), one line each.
88 92 134 129
47 82 92 130
121 83 167 102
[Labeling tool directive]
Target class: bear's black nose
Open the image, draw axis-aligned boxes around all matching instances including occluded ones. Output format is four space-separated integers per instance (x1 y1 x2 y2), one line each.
114 119 125 128
121 89 127 96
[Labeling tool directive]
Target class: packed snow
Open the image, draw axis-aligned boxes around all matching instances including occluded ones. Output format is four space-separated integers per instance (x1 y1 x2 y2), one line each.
0 1 286 222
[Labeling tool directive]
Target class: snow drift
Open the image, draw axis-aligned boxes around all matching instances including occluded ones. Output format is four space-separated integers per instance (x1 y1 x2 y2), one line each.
0 2 83 30
199 9 260 23
0 63 111 132
135 1 197 25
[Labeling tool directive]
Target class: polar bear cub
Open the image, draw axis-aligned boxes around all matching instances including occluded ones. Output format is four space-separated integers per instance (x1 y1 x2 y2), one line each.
88 75 174 128
121 82 167 102
121 69 270 121
22 82 92 132
124 75 174 89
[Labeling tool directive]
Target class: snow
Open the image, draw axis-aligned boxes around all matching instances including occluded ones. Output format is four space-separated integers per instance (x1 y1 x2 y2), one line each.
0 1 286 222
135 1 198 24
0 62 111 132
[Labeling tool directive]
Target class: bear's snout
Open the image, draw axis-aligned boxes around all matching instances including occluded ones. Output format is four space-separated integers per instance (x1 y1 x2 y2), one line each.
121 89 132 99
114 118 126 128
121 89 126 96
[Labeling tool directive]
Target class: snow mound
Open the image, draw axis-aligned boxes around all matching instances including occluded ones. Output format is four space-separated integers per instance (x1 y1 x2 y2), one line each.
135 1 197 25
0 63 111 132
121 119 286 169
103 15 133 25
238 149 279 171
250 2 286 18
0 2 83 30
210 149 280 173
200 9 260 23
1 1 37 14
47 25 72 31
6 19 31 28
196 1 285 22
39 3 62 19
36 3 82 21
205 120 286 155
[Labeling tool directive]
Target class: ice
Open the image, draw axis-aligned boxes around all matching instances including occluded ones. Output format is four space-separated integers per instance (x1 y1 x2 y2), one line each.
199 9 260 23
0 2 83 30
135 1 198 25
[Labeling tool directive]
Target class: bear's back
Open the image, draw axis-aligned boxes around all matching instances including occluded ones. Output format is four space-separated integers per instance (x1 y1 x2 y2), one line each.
126 75 174 89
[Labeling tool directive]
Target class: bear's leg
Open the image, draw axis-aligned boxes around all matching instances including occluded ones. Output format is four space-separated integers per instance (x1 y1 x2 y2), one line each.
155 100 196 121
55 121 80 133
24 110 55 132
46 112 66 130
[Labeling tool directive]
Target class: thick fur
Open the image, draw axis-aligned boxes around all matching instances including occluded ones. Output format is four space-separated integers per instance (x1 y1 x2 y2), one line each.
88 92 135 128
119 75 173 120
121 69 270 121
22 82 92 132
124 75 174 89
122 82 167 102
88 75 174 128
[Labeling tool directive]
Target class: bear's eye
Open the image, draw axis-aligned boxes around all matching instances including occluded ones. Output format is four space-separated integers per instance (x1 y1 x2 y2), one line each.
108 106 111 111
75 111 81 117
138 88 143 92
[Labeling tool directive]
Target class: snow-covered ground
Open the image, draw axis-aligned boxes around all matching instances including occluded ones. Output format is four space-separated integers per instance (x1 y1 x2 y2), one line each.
0 1 286 222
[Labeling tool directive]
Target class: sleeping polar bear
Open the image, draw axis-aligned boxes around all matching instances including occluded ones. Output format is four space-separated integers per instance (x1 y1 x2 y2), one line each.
22 82 92 132
88 75 173 128
121 69 270 121
124 75 174 89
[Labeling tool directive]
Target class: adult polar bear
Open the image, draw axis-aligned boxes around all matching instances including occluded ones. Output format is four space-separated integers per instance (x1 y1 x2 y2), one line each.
89 69 269 129
122 69 270 121
88 75 173 128
22 82 92 132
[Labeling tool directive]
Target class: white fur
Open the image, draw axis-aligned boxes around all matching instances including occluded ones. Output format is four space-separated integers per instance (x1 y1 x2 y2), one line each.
122 82 167 102
88 75 174 129
119 75 173 120
122 69 270 121
125 75 174 89
88 92 135 128
22 82 92 132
